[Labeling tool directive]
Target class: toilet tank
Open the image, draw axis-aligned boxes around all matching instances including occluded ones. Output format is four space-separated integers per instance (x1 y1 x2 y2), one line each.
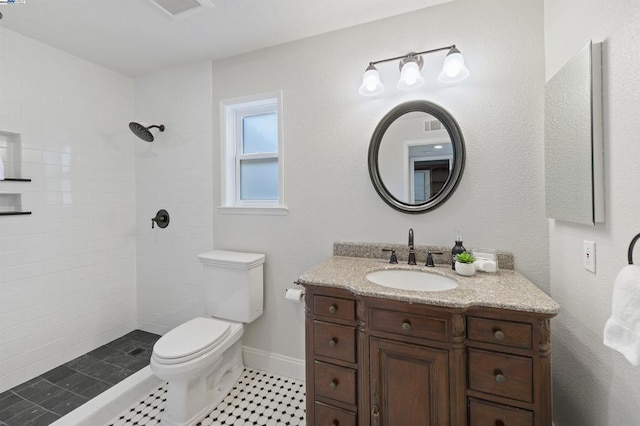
198 250 265 323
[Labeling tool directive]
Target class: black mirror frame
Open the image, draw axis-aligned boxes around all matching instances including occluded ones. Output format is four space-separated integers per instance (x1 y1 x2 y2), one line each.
368 100 466 214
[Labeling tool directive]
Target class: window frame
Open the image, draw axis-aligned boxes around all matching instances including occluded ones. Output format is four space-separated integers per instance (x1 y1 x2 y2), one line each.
219 92 287 215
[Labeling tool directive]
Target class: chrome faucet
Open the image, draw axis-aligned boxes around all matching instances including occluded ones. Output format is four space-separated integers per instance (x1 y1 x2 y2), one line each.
408 228 416 265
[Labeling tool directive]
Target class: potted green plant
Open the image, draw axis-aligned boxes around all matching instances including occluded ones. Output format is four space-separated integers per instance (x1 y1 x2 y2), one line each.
454 251 476 276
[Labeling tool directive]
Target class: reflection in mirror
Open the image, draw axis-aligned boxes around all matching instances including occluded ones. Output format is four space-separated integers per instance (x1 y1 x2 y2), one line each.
378 112 453 203
368 100 465 214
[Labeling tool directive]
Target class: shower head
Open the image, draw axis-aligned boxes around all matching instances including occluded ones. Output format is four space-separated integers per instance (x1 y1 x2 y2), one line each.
129 122 165 142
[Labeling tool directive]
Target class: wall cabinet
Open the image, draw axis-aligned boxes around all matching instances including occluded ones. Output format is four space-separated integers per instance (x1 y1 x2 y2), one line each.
303 285 554 426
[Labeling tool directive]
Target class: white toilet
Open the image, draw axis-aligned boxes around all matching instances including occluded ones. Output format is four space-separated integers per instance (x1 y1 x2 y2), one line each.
150 250 265 426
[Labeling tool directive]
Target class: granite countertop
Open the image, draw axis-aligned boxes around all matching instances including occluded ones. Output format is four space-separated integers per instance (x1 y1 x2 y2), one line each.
297 256 559 315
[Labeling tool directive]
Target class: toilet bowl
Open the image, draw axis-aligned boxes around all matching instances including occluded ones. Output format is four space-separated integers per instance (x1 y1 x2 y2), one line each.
150 250 265 426
151 317 244 426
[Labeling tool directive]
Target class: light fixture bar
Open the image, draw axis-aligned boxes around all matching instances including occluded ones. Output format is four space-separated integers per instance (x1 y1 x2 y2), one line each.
369 45 455 67
359 44 468 96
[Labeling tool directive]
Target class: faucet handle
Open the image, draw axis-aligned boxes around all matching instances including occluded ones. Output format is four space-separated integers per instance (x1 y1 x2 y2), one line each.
426 251 443 267
382 248 398 264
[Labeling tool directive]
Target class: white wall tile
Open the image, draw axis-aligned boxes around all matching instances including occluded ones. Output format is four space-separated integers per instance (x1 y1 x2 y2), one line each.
0 27 136 392
133 62 214 335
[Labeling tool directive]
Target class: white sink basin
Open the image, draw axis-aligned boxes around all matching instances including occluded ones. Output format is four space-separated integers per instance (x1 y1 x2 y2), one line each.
366 269 458 292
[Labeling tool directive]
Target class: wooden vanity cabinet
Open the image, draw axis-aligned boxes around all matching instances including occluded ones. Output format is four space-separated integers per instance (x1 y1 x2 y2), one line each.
304 286 554 426
305 286 359 426
465 307 553 426
362 297 466 426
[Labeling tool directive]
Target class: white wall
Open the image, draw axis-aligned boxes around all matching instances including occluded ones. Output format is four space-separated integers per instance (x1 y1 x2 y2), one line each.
0 28 136 391
211 0 548 362
134 62 214 335
545 1 640 424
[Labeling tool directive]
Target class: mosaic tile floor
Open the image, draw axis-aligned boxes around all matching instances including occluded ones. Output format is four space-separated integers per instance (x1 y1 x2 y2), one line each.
107 368 306 426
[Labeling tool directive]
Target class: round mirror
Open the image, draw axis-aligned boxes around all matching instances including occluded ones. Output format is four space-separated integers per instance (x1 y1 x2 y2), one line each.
368 100 465 213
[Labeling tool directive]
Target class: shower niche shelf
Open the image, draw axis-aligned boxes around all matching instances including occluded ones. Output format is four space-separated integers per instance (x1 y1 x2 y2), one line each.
0 193 31 216
1 131 31 215
1 130 30 180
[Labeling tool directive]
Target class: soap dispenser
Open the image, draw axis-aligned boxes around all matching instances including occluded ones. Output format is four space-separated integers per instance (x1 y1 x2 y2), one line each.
451 230 466 270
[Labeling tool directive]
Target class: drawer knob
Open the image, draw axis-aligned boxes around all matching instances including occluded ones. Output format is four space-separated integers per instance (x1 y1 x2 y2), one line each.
495 421 505 426
329 380 338 390
329 338 337 347
494 330 505 340
402 321 412 331
332 421 340 426
328 305 337 314
495 373 506 383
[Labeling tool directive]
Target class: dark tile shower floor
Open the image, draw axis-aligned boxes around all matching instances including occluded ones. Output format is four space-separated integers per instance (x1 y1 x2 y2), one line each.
0 330 161 426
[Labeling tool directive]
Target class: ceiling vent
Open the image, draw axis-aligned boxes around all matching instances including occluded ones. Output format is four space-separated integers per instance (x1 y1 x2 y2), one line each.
149 0 215 19
424 119 443 132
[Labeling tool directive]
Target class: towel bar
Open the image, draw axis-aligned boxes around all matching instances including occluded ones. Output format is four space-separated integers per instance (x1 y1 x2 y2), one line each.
628 233 640 264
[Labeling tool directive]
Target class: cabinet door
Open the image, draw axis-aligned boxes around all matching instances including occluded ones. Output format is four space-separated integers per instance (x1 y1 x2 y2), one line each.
370 337 449 426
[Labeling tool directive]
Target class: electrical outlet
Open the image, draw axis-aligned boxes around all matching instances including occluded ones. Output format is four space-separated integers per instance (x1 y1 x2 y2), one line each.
584 240 596 273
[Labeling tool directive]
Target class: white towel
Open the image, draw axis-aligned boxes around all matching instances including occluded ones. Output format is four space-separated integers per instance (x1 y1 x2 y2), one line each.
604 265 640 366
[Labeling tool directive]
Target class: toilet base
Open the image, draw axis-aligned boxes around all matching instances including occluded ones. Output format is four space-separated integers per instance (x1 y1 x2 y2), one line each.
158 340 244 426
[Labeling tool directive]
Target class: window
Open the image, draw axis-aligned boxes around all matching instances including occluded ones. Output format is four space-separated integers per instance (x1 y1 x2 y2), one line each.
220 92 286 214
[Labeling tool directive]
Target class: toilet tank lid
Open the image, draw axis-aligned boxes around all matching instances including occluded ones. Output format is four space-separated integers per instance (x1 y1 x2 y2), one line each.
198 250 265 269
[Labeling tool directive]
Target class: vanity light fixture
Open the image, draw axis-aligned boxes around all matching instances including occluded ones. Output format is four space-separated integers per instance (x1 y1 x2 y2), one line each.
438 47 470 83
359 64 385 96
359 45 469 96
397 56 425 90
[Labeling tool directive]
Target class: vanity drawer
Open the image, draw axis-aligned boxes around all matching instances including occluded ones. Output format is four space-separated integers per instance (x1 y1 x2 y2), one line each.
314 295 356 321
469 398 533 426
468 317 532 349
313 321 356 363
314 361 357 406
315 401 356 426
369 308 448 342
468 349 533 403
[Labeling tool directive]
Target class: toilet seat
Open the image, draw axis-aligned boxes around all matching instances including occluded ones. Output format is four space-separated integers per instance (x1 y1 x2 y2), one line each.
153 317 231 365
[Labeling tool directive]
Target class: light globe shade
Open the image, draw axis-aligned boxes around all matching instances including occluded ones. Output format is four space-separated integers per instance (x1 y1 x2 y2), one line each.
438 47 470 83
397 59 425 91
358 64 384 96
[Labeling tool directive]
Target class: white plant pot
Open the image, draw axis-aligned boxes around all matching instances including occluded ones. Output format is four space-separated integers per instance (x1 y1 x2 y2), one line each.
455 261 476 277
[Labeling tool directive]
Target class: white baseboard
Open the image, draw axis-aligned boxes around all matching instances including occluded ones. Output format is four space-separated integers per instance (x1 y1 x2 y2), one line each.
242 346 305 381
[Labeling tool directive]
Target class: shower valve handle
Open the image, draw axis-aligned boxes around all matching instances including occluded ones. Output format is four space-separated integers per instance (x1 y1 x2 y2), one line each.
151 209 170 229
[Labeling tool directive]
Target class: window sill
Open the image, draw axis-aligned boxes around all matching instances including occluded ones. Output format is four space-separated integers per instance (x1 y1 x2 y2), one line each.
217 206 289 216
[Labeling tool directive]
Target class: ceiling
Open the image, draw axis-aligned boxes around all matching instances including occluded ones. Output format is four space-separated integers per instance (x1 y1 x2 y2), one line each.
0 0 451 77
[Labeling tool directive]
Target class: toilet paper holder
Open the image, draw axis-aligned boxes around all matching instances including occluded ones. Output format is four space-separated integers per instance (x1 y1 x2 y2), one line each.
284 287 305 302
